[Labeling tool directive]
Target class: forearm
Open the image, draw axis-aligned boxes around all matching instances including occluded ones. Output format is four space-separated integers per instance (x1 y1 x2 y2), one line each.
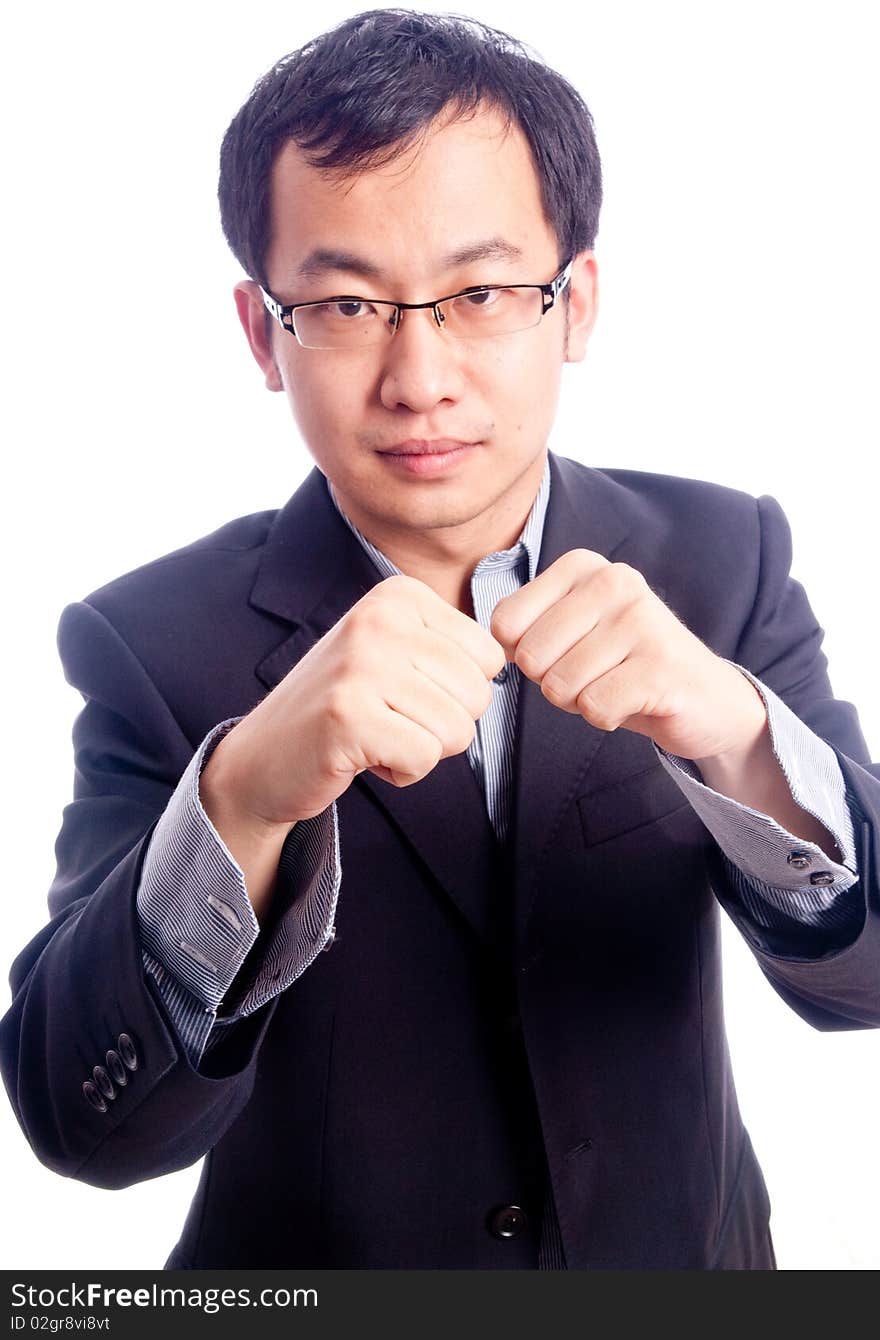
695 708 843 862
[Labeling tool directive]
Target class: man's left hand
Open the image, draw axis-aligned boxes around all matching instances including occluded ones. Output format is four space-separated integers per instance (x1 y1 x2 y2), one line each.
490 549 767 765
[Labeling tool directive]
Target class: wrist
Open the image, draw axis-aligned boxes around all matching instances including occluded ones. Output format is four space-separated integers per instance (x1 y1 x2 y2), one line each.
200 729 294 845
694 664 769 770
199 732 295 927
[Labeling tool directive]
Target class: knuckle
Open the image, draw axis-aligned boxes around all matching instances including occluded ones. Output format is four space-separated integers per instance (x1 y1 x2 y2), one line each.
569 547 594 569
351 600 412 652
447 725 476 757
515 644 543 681
541 672 570 707
476 677 494 715
323 681 353 728
380 573 414 593
483 636 507 678
441 707 476 756
578 690 616 731
490 609 516 646
393 735 442 786
389 573 429 607
421 733 445 772
610 561 646 594
345 600 385 640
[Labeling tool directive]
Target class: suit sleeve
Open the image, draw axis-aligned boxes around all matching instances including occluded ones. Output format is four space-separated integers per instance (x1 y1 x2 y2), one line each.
698 493 880 1028
0 600 308 1187
654 664 862 945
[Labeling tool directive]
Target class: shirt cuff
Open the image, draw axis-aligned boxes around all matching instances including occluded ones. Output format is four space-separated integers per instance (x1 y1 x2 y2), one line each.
137 719 341 1065
214 800 341 1021
653 662 858 924
137 718 258 1012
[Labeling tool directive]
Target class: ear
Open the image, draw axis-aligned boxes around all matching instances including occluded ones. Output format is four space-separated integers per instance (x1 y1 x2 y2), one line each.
233 280 284 392
564 251 599 364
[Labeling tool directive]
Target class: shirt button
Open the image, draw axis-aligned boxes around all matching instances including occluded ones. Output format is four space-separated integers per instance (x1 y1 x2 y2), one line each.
786 850 812 870
809 871 836 886
488 1205 528 1240
493 666 510 685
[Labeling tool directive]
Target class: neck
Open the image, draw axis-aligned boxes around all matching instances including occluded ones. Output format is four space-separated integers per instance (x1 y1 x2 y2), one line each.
332 454 546 614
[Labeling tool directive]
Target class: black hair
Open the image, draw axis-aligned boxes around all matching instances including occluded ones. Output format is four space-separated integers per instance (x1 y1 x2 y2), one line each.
218 9 602 289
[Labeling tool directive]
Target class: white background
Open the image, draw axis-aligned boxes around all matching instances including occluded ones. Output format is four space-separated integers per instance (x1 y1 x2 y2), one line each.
1 0 878 1270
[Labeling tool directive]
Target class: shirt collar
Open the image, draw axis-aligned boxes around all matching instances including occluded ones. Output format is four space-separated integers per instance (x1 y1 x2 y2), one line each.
326 455 551 584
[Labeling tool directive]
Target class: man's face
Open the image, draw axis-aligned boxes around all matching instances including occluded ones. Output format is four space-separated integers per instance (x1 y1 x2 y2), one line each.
236 104 597 547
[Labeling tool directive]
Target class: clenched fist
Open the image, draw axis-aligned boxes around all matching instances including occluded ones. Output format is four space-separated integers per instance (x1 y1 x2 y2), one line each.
490 548 766 763
200 575 504 910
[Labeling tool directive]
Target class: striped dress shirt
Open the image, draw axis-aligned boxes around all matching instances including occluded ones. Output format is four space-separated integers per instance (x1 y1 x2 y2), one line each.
137 458 860 1123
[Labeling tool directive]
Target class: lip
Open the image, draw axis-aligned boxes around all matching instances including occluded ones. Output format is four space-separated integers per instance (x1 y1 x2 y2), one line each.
378 439 480 478
379 439 479 456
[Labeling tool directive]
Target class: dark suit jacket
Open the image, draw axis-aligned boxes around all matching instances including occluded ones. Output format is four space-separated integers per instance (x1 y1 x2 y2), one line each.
2 452 879 1269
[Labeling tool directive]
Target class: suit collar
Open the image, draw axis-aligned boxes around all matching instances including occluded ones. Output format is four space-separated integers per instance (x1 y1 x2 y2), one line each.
247 452 633 651
249 466 383 650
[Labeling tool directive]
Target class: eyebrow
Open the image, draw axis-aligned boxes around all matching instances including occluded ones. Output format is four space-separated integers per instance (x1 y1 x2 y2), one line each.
293 237 524 284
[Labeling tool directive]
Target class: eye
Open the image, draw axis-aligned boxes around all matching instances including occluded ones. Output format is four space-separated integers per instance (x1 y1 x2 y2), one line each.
331 299 374 319
460 287 503 308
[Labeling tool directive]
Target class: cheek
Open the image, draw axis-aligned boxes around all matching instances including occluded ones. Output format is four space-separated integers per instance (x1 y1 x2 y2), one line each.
484 339 563 437
281 359 365 441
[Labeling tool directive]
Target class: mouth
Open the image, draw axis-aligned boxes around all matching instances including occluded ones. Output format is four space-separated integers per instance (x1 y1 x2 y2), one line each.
379 439 480 457
376 439 481 478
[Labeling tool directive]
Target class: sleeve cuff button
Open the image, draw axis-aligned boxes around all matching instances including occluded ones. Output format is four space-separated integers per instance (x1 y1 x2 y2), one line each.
82 1081 107 1114
117 1033 139 1071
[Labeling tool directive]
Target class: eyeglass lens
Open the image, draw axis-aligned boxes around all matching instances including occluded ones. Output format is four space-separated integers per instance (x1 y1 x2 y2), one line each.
293 287 545 348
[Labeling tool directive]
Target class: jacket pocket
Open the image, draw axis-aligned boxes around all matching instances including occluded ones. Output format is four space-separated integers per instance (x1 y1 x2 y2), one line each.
577 764 692 849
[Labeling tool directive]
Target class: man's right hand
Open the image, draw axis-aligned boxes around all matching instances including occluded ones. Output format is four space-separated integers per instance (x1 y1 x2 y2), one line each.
198 575 505 920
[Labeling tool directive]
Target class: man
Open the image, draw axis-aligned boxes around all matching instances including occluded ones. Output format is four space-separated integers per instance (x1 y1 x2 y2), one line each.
2 9 878 1269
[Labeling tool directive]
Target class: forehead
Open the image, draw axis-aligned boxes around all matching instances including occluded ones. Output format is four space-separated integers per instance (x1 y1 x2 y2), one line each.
265 104 557 289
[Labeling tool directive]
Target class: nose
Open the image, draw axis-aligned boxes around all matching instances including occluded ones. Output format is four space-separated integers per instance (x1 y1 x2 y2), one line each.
378 306 466 414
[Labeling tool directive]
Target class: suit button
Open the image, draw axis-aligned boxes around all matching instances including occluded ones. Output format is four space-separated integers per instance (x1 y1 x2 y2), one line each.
92 1066 116 1101
809 871 835 886
117 1033 139 1071
488 1205 528 1240
786 850 812 870
105 1050 127 1086
82 1081 107 1114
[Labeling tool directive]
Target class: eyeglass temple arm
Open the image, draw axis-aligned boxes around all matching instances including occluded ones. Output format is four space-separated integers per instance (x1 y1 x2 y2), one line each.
541 259 574 313
260 287 294 330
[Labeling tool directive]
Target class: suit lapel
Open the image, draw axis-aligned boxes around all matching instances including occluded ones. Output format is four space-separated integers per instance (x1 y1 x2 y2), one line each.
510 454 669 941
250 468 502 948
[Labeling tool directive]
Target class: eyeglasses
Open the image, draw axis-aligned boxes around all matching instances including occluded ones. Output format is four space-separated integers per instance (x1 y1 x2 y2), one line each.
260 259 573 350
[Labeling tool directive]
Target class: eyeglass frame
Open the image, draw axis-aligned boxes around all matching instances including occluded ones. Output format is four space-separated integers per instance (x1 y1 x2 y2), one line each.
259 258 574 348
